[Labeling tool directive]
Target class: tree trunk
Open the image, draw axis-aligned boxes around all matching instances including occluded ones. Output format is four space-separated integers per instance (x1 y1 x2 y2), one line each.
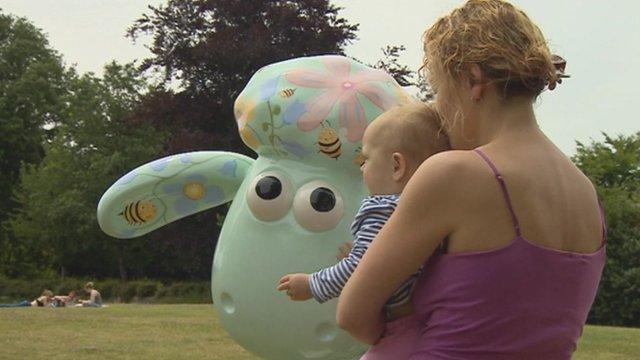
117 241 128 281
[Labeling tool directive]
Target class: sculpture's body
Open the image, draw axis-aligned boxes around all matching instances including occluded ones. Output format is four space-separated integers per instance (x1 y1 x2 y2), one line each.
98 55 408 359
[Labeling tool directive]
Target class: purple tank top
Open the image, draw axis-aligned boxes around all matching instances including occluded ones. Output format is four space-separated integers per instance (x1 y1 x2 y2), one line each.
409 149 606 360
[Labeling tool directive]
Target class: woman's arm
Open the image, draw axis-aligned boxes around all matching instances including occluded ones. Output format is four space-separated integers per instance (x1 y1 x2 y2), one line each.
336 152 466 344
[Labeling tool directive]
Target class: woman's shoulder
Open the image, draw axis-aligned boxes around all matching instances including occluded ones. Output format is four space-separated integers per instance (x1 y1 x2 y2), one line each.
401 150 490 214
414 150 488 188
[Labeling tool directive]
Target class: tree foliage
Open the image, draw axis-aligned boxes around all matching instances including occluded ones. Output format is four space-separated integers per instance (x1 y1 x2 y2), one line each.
0 12 66 224
574 133 640 326
2 63 164 279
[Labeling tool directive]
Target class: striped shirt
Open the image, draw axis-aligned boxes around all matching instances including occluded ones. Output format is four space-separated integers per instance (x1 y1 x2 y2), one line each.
309 194 420 308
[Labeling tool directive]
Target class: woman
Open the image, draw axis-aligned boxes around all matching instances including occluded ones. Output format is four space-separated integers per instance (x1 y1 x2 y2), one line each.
0 289 54 308
337 1 605 359
78 282 103 307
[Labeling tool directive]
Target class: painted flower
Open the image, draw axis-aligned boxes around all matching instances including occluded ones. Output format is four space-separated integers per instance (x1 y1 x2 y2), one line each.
148 156 173 172
239 126 261 150
115 170 138 186
280 140 310 158
234 96 256 130
162 175 224 216
284 56 397 142
219 160 238 178
179 153 194 164
282 99 307 125
234 93 265 150
260 76 280 100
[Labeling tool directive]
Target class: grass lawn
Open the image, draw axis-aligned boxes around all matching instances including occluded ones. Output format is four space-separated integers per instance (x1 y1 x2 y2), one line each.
0 304 637 359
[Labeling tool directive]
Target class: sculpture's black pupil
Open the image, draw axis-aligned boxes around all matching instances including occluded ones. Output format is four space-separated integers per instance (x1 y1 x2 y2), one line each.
256 176 282 200
310 187 335 212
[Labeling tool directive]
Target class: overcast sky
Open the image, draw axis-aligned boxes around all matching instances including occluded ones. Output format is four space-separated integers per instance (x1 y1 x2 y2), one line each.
1 0 638 155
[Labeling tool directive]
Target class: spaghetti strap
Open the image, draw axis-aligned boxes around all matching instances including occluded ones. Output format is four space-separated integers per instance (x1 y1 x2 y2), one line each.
473 149 522 237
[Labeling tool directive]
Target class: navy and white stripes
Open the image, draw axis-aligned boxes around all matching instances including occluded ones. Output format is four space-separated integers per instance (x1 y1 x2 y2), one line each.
309 194 419 308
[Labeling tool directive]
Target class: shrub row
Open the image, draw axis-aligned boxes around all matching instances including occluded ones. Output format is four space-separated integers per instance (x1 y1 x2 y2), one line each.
0 278 212 304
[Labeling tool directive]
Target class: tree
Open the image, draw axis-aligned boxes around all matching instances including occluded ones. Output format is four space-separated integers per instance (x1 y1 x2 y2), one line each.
573 132 640 326
370 45 435 101
2 63 165 280
0 12 67 225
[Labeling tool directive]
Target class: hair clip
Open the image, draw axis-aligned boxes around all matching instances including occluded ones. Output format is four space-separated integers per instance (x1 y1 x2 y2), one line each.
548 54 570 90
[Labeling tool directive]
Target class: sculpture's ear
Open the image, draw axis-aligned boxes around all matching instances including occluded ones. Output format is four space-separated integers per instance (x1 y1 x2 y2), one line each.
97 151 254 239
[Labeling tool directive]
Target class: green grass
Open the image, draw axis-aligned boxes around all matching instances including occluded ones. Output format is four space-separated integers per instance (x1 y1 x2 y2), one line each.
0 304 637 359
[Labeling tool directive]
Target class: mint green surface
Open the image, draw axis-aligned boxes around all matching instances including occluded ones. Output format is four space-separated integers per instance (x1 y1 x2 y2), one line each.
97 55 409 359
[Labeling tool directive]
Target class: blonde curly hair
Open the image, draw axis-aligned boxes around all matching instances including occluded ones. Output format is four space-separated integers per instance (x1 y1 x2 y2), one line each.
422 0 558 100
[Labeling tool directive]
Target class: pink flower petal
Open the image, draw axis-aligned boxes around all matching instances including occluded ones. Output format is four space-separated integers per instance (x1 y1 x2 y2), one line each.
322 56 352 80
338 95 368 143
297 90 341 131
285 69 334 88
356 83 398 111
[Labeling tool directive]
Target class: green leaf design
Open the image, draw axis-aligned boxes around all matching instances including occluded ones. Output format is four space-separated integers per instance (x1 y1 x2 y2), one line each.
262 122 270 131
272 104 281 115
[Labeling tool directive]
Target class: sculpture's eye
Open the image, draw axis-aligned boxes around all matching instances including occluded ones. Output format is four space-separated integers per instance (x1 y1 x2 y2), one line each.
256 176 281 200
310 187 335 212
247 172 293 221
293 181 344 232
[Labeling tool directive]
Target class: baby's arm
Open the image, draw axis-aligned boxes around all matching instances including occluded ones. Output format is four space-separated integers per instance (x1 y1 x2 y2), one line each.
308 225 375 303
277 241 367 302
336 242 353 260
278 196 393 302
277 239 354 301
277 232 371 302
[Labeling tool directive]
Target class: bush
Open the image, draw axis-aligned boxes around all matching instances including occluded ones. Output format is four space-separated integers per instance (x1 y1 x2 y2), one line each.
136 280 160 299
97 279 120 300
118 282 138 302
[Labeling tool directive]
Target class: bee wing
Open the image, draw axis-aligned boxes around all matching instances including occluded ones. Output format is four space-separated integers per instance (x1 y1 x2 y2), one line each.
97 151 254 239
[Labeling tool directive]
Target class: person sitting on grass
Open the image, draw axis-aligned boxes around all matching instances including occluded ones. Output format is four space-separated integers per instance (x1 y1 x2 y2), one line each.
76 282 103 307
51 291 77 307
0 289 54 308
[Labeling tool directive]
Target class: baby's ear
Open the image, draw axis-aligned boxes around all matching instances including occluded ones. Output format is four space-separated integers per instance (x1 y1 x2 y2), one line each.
392 152 408 181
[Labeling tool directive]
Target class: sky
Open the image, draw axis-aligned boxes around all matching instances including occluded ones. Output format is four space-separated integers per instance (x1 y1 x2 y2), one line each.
0 0 638 155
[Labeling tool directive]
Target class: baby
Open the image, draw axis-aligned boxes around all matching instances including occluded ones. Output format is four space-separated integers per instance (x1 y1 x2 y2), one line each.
277 102 449 320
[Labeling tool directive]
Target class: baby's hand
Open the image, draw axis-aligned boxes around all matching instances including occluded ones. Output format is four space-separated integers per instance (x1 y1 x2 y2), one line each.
336 242 353 260
277 273 312 301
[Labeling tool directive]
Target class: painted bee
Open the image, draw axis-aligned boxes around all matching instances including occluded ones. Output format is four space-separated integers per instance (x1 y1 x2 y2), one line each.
317 127 341 160
279 88 296 98
119 200 157 225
